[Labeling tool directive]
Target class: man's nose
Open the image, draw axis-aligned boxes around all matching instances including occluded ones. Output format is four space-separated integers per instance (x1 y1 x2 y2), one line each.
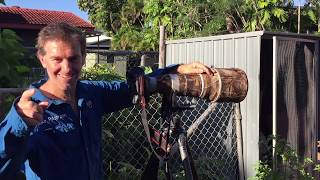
61 59 72 73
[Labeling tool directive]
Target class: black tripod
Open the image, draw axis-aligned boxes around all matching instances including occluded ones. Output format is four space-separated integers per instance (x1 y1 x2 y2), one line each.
141 92 198 180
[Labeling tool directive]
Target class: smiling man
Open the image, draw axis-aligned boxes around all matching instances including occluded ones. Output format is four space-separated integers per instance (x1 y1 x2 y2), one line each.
0 22 213 180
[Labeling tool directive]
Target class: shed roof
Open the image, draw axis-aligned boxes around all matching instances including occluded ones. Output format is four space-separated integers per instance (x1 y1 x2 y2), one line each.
0 6 95 32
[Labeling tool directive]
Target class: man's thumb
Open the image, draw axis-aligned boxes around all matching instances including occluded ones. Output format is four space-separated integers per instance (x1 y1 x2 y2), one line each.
38 101 49 110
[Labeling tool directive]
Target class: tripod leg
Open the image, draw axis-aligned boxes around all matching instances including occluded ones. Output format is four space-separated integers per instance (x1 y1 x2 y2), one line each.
186 143 198 180
164 160 173 180
141 153 159 180
178 133 198 180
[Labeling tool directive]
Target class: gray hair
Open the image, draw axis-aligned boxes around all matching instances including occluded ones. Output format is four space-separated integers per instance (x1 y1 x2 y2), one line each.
36 22 86 55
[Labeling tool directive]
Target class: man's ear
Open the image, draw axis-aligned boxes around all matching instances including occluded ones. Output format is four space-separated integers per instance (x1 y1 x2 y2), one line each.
37 52 47 68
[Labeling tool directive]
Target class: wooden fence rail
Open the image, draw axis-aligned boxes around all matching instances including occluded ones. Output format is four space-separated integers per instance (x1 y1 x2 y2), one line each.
0 88 25 94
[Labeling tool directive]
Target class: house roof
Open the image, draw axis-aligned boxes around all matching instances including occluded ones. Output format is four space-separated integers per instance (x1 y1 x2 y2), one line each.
86 35 112 44
0 6 95 32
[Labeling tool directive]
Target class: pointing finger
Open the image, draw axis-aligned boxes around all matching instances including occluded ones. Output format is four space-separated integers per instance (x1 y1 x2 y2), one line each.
20 89 36 101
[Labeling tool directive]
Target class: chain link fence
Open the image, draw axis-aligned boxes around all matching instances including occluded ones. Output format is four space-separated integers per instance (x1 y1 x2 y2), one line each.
102 94 239 179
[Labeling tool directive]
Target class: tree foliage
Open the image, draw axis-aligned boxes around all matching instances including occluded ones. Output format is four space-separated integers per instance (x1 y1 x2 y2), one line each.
0 29 29 87
78 0 318 51
305 0 320 32
78 0 233 50
232 0 292 31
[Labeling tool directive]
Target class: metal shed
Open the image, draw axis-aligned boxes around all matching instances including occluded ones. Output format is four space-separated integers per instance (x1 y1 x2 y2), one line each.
165 31 320 178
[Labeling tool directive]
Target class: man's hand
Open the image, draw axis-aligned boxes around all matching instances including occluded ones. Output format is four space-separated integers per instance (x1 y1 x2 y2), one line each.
176 62 215 75
16 89 49 126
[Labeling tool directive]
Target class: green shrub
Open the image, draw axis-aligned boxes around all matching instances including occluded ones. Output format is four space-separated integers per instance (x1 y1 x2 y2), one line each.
251 136 320 180
81 63 125 81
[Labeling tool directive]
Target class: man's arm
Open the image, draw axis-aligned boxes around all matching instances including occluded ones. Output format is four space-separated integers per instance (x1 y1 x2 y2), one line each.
0 99 30 179
0 89 48 179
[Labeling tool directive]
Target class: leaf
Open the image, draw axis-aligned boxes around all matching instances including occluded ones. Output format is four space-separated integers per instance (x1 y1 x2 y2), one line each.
307 9 317 24
261 10 271 25
246 19 257 31
16 65 30 73
160 6 171 14
161 15 171 26
270 0 277 4
258 1 269 8
314 164 320 172
272 8 287 23
140 66 153 74
272 8 284 18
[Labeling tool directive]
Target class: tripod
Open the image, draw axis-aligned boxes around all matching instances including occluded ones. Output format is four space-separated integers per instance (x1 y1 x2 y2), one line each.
141 92 198 180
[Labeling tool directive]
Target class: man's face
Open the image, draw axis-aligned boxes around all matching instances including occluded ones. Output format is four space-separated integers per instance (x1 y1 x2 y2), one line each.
38 39 85 91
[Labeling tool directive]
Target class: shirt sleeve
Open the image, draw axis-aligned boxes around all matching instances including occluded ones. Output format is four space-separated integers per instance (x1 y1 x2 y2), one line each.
0 97 30 179
87 64 181 114
147 64 180 77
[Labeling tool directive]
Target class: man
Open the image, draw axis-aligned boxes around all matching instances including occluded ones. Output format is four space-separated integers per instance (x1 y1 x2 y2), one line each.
0 22 213 180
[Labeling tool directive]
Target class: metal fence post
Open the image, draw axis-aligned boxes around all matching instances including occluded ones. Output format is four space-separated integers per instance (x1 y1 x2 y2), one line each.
234 103 245 180
159 26 166 68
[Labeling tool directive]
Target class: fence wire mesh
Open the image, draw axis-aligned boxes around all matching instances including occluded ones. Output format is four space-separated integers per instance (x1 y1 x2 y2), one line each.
102 94 239 180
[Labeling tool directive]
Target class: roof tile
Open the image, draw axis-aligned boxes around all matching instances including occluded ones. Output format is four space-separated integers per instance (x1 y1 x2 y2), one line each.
0 6 95 31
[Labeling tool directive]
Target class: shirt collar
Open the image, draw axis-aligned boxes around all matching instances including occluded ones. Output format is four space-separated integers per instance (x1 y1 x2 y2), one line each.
29 79 86 107
29 79 65 106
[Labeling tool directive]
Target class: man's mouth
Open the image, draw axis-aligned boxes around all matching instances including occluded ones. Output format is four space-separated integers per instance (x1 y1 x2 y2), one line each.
58 74 74 80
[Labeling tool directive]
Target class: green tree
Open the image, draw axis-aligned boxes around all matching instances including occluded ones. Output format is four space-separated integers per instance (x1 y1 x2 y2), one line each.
79 0 314 50
227 0 294 32
142 0 229 38
78 0 126 35
305 0 320 33
78 0 230 51
0 29 29 87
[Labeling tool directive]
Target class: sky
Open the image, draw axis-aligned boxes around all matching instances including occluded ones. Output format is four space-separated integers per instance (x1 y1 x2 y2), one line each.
1 0 307 23
2 0 89 21
294 0 306 6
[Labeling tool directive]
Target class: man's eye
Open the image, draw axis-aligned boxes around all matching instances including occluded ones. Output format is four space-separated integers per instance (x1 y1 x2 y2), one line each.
69 56 79 62
53 58 62 62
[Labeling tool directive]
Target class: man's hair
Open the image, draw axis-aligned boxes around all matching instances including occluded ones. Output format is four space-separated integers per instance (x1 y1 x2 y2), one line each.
36 22 86 55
